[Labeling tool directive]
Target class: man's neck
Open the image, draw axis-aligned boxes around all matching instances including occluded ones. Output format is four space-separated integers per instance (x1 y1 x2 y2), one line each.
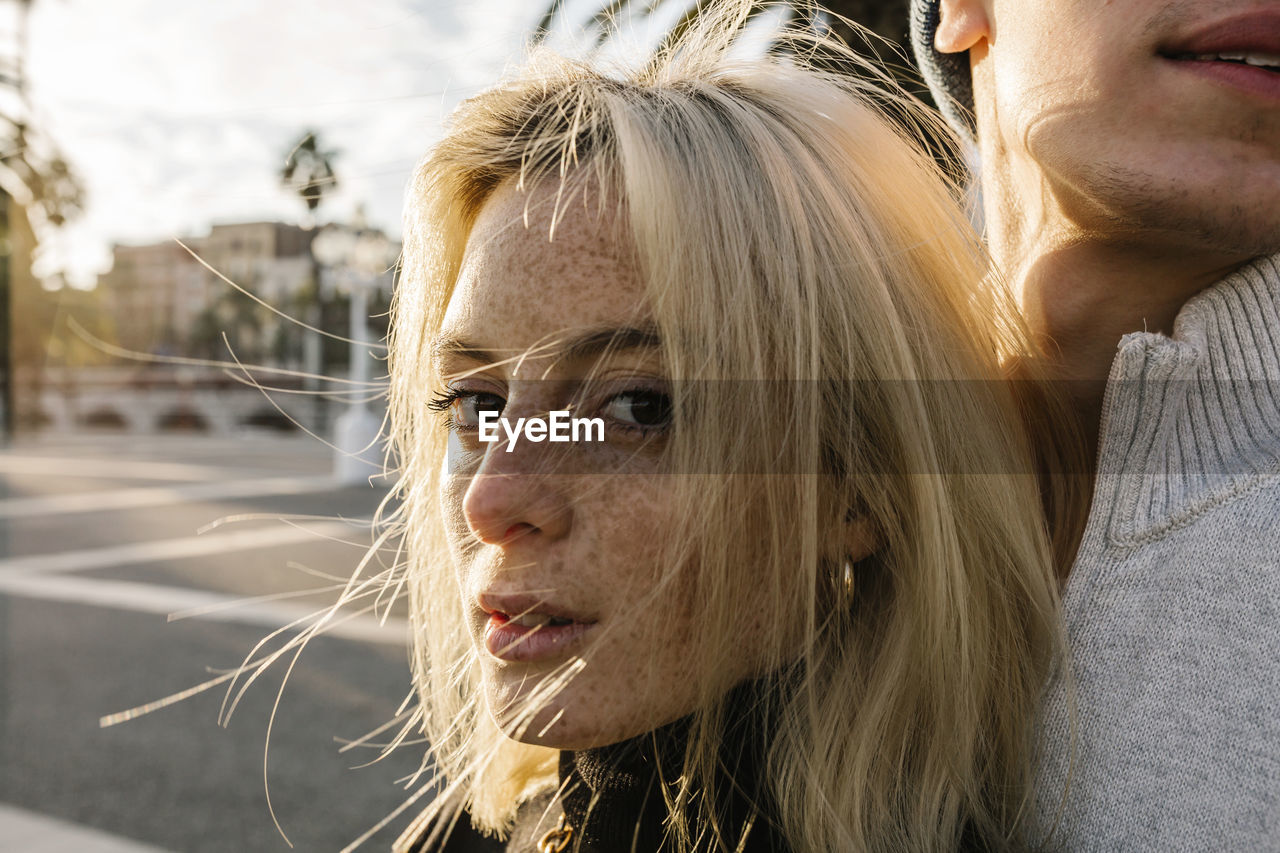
982 152 1261 399
1006 238 1251 445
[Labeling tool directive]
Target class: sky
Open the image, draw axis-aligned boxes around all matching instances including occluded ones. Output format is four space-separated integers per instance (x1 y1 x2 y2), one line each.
22 0 792 289
24 0 545 288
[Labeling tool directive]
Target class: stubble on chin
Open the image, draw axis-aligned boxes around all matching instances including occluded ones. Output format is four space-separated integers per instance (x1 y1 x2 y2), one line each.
1070 159 1280 262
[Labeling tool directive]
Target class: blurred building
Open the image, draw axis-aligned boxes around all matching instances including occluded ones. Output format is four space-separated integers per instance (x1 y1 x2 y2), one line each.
98 240 205 353
193 221 316 305
99 221 317 359
51 218 401 436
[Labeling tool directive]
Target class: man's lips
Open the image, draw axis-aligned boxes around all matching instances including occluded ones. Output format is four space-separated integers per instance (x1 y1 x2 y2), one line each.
1159 12 1280 101
1160 11 1280 57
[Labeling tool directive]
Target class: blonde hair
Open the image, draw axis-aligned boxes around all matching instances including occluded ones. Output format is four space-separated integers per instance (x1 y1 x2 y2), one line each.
388 4 1070 851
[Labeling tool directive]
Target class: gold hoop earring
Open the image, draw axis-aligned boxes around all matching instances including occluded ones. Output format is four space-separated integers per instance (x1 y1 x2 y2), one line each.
840 557 855 606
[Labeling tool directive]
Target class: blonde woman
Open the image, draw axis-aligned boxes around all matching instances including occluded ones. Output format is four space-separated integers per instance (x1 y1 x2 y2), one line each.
384 4 1077 851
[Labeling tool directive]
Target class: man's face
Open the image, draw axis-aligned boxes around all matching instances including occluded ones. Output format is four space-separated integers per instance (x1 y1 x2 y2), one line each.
963 0 1280 259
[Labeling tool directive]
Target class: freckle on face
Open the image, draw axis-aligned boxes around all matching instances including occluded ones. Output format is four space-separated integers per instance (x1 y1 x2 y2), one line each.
436 179 712 749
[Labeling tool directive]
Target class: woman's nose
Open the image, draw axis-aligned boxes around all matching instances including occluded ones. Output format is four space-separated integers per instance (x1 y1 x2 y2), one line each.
460 445 573 545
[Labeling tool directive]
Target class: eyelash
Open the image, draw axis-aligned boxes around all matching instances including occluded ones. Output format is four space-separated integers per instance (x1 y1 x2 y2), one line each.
426 388 481 415
426 388 501 433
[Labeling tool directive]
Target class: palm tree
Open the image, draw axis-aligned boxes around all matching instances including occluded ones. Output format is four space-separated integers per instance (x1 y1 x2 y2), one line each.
279 129 339 224
279 129 341 425
534 1 930 108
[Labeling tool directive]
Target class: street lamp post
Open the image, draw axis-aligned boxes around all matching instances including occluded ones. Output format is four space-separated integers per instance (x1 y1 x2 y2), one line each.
311 220 392 485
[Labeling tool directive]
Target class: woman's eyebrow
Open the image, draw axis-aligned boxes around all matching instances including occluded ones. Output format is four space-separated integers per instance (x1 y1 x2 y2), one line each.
558 325 661 362
432 337 498 366
431 325 660 368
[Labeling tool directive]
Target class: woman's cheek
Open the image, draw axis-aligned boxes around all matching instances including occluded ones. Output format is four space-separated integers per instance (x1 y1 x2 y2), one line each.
438 467 474 560
604 483 674 579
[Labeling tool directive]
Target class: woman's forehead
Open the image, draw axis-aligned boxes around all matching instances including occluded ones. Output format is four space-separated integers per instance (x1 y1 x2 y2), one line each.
440 181 649 359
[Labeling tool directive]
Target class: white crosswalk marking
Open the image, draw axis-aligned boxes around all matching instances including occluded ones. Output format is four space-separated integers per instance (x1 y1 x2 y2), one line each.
0 520 364 575
2 437 413 848
0 572 408 646
0 803 174 852
0 454 268 482
0 475 339 519
0 459 399 642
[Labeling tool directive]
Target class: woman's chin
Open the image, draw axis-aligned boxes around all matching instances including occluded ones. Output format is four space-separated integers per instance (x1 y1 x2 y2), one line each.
484 685 671 751
488 700 624 750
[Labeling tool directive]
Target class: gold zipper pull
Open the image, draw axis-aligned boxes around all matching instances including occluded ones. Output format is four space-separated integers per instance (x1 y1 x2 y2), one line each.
536 813 575 853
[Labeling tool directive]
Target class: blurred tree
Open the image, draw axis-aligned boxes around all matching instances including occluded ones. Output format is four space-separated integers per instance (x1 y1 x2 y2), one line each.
279 130 339 224
279 129 341 427
0 0 85 437
188 285 266 365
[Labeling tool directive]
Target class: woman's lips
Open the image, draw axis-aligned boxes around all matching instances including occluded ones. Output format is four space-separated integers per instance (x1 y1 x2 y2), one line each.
483 611 594 662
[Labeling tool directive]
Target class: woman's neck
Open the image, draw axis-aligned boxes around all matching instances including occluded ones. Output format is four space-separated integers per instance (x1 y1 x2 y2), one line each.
555 689 786 852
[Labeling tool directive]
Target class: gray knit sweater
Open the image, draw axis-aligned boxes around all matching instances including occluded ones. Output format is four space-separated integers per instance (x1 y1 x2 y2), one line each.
1032 254 1280 850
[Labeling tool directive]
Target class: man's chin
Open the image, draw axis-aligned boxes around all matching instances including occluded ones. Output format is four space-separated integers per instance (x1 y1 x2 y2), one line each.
1066 160 1280 262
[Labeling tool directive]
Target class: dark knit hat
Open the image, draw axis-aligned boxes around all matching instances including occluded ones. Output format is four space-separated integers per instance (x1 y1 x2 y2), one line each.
909 0 976 139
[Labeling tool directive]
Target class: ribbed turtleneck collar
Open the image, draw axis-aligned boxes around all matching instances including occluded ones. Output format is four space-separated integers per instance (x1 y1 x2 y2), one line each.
549 690 786 853
556 723 683 852
1089 253 1280 545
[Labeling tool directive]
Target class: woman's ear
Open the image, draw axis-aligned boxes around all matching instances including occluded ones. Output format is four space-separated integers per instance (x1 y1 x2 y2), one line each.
936 0 991 54
830 513 879 608
844 514 879 565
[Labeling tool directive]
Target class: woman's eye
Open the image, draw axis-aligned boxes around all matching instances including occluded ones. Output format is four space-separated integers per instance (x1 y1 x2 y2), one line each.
601 389 672 430
455 393 505 427
430 390 504 429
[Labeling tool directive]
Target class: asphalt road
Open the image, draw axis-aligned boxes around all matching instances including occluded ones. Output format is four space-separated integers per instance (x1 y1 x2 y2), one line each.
0 432 436 853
